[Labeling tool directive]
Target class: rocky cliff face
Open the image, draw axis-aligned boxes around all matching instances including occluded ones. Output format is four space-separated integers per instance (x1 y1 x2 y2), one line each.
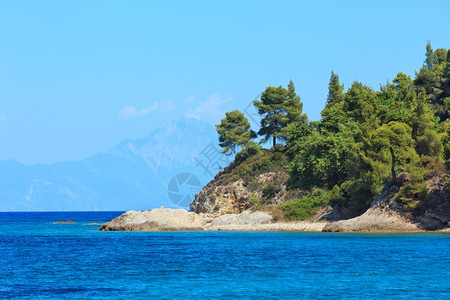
323 183 422 232
323 173 449 232
190 159 294 217
414 173 450 230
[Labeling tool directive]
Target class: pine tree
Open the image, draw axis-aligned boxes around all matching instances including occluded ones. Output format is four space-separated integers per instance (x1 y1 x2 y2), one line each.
216 110 255 155
327 71 344 105
321 71 346 133
254 81 306 147
411 89 442 157
369 122 419 187
425 41 438 69
415 42 449 120
280 80 308 139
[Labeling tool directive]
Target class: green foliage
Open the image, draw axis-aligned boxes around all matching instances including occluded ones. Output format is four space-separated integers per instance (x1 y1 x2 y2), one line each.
220 42 449 218
378 73 415 124
334 180 374 214
412 89 442 157
327 71 344 105
254 80 307 147
392 181 427 211
441 119 450 168
425 42 437 69
415 42 450 121
343 82 380 126
288 121 364 189
281 189 332 220
249 193 262 207
237 151 286 181
283 43 449 214
234 142 263 166
368 122 420 185
216 110 255 155
262 183 280 199
321 71 346 133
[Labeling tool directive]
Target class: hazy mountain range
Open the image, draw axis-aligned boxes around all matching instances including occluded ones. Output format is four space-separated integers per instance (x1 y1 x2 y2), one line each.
0 118 229 211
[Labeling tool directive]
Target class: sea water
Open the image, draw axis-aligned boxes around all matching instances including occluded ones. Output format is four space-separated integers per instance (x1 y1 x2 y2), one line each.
0 212 449 299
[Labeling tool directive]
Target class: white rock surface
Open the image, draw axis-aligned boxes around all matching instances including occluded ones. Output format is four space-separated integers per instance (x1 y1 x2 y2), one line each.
210 211 273 227
322 206 422 232
99 208 207 231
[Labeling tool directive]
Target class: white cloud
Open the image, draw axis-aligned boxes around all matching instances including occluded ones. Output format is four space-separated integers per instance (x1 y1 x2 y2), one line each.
119 100 174 119
187 93 234 124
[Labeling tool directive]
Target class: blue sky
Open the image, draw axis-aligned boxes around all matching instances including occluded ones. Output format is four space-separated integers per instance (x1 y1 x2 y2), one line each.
1 0 449 164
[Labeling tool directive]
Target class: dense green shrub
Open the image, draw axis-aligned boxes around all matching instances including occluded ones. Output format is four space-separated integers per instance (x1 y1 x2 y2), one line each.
393 181 427 211
281 189 332 220
262 183 280 199
234 142 263 166
249 194 262 206
330 180 373 215
237 151 286 181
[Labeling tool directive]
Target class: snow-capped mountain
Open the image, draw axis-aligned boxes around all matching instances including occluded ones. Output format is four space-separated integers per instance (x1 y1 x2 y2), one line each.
0 118 228 211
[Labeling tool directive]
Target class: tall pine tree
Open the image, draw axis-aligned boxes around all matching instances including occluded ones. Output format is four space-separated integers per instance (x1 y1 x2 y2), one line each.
254 81 306 147
216 110 255 155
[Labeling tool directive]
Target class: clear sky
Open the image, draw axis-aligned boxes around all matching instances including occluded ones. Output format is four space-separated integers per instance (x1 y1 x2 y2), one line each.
1 0 449 164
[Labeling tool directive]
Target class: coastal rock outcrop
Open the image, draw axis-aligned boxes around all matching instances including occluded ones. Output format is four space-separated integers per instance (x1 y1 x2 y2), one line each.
100 169 449 233
99 208 277 231
415 174 450 230
210 211 273 228
322 206 421 232
322 173 450 232
99 208 208 231
191 178 251 217
191 167 292 217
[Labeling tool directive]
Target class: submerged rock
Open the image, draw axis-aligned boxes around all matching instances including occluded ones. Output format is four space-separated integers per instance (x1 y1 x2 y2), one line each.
53 220 75 224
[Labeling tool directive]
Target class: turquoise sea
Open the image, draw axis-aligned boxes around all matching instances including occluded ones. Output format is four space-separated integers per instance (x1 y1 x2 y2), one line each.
0 212 449 299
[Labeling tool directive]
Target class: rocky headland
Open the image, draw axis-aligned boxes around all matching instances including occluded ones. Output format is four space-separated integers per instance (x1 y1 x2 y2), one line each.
100 151 449 233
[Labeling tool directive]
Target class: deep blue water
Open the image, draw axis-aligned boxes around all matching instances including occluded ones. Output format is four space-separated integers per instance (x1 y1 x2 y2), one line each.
0 212 449 299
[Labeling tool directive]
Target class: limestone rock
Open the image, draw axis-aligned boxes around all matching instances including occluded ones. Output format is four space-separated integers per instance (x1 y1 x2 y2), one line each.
99 209 278 231
210 211 273 228
322 180 420 232
322 206 421 232
191 179 250 217
191 170 290 217
99 208 207 231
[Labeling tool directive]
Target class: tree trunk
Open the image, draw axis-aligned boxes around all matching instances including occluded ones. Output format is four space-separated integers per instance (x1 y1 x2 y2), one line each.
273 136 276 148
388 147 396 187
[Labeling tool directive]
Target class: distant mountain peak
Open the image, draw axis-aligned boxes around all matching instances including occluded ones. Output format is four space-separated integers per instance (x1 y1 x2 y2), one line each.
110 117 219 167
0 117 223 211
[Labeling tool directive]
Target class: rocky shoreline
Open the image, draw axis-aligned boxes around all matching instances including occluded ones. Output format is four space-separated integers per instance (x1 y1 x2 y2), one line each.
98 208 327 232
98 207 449 233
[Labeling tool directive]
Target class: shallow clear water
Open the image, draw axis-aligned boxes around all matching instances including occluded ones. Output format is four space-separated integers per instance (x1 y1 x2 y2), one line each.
0 212 449 299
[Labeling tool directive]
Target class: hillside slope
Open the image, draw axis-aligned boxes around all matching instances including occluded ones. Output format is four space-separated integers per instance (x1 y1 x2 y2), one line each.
190 150 450 231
